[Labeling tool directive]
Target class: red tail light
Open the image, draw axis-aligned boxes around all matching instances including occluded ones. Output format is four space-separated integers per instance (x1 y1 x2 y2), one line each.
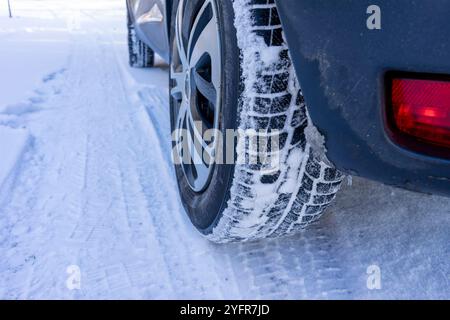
388 76 450 155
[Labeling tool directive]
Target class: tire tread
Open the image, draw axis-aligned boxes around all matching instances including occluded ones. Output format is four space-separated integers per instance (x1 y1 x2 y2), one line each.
206 0 344 243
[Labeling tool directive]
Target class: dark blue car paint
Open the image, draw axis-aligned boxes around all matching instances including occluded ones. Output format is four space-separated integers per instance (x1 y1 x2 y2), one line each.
275 0 450 196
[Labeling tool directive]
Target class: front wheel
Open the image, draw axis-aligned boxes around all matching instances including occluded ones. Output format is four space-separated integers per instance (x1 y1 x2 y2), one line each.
127 6 155 68
169 0 344 243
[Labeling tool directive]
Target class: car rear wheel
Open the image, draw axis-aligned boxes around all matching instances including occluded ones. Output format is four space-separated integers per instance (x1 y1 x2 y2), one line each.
170 0 344 243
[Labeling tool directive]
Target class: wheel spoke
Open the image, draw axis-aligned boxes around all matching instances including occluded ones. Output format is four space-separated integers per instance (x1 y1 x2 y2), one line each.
186 116 210 187
175 101 189 162
175 0 188 68
171 0 221 192
170 68 185 100
193 70 216 105
187 1 221 91
176 99 189 126
188 110 214 154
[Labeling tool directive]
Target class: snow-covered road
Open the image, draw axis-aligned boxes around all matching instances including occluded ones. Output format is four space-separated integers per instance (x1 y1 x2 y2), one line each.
0 0 448 299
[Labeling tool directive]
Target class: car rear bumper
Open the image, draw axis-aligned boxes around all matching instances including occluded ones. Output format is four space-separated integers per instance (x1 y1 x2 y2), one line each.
276 0 450 196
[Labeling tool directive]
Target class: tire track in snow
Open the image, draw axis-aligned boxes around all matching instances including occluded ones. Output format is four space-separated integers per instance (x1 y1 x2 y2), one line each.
84 10 243 299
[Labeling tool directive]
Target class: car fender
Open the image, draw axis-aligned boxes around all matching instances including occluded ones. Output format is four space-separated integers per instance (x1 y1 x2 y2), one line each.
127 0 171 62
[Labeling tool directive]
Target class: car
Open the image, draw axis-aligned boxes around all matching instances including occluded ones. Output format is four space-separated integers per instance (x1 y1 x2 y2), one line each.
126 0 450 243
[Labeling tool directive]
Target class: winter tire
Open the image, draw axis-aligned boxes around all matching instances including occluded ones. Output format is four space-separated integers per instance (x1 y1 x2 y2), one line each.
170 0 344 243
127 5 155 68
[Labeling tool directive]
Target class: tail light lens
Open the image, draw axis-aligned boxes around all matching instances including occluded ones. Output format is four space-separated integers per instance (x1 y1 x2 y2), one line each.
387 75 450 156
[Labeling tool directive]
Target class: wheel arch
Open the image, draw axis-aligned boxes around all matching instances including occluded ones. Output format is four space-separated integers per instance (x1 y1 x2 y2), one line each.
126 0 173 62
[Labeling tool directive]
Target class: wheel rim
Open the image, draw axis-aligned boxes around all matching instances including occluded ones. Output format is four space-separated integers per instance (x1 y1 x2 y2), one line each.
170 0 222 193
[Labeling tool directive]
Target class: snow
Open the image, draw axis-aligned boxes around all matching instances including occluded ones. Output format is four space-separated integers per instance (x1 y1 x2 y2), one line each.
0 0 448 300
0 126 29 190
0 9 70 108
305 117 328 160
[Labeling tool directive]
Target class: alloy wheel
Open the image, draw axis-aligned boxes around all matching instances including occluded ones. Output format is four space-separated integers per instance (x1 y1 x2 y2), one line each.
170 0 222 192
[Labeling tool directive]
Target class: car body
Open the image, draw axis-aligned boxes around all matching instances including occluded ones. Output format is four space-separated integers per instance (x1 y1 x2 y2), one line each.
276 0 450 197
128 0 450 197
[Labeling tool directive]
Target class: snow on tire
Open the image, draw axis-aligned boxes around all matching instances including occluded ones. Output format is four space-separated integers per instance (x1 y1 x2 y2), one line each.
127 13 155 68
206 0 345 243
